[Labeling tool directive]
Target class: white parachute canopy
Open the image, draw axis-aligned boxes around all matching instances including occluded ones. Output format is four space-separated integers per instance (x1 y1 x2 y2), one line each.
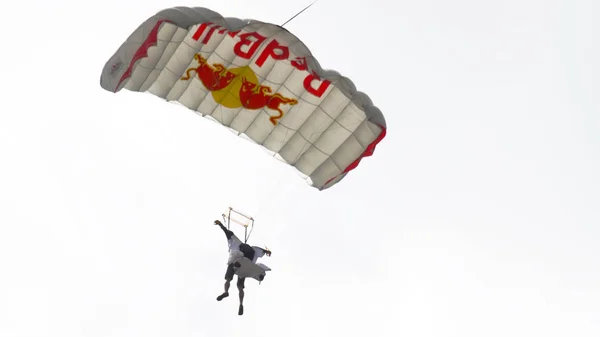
100 6 386 190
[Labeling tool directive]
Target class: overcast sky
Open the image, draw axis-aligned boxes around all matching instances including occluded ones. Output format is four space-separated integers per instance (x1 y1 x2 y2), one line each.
1 0 599 336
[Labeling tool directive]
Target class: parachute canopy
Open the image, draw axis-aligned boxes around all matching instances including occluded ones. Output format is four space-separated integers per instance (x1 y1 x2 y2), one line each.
100 6 386 190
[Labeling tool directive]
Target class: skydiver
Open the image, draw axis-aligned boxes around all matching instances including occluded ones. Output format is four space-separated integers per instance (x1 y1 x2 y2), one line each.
213 219 271 315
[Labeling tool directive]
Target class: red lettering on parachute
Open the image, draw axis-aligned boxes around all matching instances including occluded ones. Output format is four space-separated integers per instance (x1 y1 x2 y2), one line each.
192 26 330 98
226 30 240 38
233 32 267 59
303 74 330 98
292 57 331 97
192 23 238 44
192 23 209 41
291 57 308 71
255 40 290 67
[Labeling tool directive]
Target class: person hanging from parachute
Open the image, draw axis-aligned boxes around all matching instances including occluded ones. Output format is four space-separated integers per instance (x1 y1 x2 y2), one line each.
214 218 271 316
101 4 387 317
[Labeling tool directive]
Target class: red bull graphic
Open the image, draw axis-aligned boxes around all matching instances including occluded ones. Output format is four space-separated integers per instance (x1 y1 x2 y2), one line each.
181 22 335 125
191 22 331 98
239 77 297 125
180 54 236 91
181 52 298 125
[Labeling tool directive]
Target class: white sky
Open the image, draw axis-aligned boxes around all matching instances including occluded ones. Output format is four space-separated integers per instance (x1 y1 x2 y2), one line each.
1 0 599 336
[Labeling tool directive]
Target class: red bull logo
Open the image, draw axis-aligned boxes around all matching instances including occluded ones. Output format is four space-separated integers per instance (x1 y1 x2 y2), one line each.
179 22 335 126
181 53 298 125
180 54 236 91
238 77 298 125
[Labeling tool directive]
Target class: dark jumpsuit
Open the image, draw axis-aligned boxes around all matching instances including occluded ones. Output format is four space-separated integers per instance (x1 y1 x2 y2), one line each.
220 225 255 289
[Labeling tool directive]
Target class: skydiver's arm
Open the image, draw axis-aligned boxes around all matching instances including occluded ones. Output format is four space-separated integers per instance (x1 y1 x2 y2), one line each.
253 247 271 257
214 220 234 240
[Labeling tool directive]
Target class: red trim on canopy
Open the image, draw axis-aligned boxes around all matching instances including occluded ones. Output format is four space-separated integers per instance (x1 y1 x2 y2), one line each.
115 20 170 92
323 124 387 189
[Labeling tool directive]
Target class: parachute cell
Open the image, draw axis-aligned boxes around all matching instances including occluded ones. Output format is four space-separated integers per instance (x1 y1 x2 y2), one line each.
100 6 386 190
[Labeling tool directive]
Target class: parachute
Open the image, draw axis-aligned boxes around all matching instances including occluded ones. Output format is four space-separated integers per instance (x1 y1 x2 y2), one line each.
100 6 386 190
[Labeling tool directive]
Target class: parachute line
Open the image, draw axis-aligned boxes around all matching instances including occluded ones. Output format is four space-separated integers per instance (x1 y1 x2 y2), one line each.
223 207 255 243
281 1 318 27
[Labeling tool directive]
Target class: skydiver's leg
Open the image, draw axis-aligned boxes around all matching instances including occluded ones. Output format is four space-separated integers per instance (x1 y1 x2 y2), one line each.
217 264 235 301
223 279 231 294
237 277 245 315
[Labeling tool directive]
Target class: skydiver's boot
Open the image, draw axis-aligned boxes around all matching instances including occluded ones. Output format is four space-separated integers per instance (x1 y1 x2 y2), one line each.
238 304 244 315
216 292 229 301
